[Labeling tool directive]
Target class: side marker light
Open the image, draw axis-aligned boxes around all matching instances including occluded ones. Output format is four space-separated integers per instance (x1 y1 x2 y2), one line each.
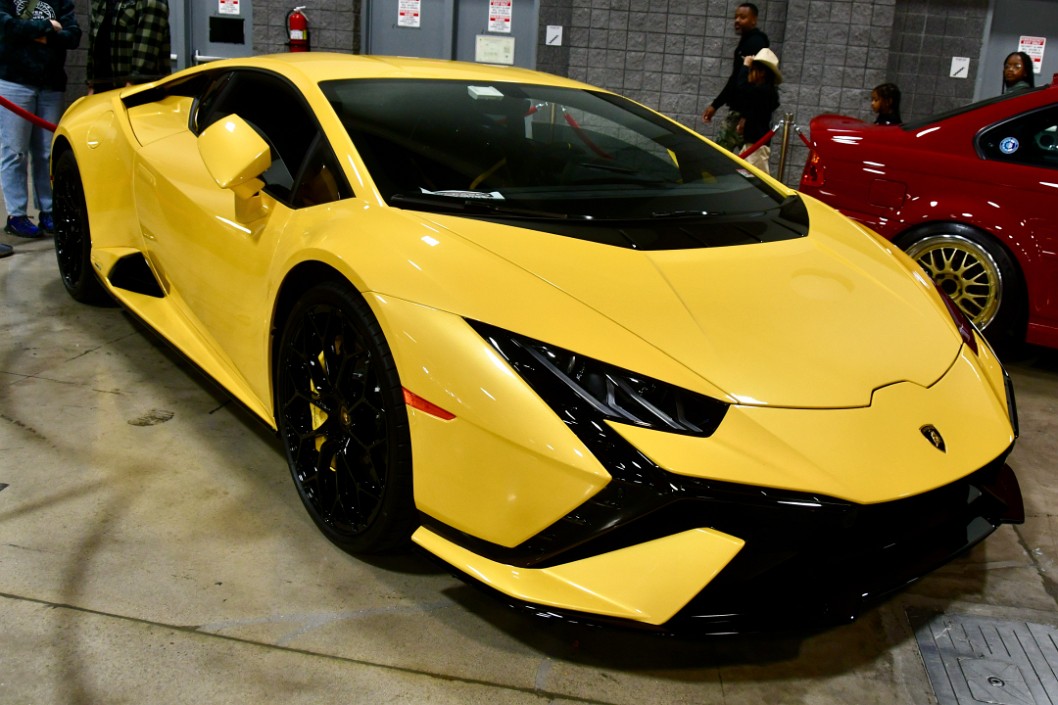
403 388 456 420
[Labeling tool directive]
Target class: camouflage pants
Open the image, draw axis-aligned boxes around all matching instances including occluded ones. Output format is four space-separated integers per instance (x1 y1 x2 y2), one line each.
713 110 743 153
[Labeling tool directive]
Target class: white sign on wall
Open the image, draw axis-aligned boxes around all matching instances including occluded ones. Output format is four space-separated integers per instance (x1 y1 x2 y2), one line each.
950 56 970 79
488 0 512 34
476 34 515 64
218 0 239 15
398 0 421 28
1019 35 1046 74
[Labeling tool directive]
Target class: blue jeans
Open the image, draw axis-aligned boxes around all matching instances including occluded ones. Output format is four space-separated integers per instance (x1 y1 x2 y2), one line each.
0 79 63 217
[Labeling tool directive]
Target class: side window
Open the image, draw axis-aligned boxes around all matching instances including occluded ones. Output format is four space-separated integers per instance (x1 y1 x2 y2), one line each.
191 72 234 133
192 70 351 206
292 134 353 208
979 105 1058 169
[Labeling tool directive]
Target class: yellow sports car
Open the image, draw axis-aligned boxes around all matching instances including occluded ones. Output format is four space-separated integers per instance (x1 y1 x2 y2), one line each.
52 53 1023 633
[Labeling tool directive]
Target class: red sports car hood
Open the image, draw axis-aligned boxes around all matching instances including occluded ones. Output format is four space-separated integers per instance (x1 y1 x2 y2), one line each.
417 198 961 409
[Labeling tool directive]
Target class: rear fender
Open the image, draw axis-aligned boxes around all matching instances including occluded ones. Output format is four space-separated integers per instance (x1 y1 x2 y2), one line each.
889 194 1032 272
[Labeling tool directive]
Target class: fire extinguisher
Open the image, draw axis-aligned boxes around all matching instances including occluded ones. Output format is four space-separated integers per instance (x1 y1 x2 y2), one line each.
286 6 309 52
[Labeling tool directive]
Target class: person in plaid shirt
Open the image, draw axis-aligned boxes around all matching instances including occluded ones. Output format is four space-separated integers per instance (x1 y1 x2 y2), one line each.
86 0 170 92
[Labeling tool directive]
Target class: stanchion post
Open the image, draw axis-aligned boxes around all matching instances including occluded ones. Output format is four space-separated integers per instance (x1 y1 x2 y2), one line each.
776 112 794 183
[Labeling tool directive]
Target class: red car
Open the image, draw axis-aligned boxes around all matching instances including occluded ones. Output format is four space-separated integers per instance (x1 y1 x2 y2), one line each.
800 77 1058 350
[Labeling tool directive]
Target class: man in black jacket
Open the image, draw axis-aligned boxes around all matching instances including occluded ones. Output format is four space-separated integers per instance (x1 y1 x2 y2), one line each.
701 3 769 153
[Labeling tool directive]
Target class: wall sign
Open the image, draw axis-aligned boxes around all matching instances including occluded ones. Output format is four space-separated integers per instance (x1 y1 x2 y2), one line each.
1019 35 1046 74
398 0 421 28
950 56 969 78
488 0 512 34
476 34 515 64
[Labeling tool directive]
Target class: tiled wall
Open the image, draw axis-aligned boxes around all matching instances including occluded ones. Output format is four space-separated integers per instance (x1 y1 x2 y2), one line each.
887 0 988 117
250 0 361 55
539 0 989 183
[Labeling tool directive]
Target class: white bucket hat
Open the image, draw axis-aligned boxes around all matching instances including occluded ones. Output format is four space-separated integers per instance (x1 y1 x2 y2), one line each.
750 48 783 85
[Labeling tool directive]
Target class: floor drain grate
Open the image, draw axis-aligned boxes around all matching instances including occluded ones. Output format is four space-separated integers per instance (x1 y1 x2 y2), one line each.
908 608 1058 705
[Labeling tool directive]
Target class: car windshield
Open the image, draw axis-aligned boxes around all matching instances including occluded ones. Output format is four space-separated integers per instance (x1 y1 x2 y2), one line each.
320 78 789 222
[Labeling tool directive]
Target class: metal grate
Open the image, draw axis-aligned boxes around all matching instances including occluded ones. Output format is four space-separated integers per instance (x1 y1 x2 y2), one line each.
909 608 1058 705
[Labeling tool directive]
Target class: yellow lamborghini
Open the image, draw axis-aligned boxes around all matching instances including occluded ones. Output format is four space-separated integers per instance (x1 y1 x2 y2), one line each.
52 53 1023 633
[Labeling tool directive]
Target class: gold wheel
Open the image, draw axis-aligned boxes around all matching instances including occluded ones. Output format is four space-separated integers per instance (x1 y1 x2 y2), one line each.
904 233 1003 330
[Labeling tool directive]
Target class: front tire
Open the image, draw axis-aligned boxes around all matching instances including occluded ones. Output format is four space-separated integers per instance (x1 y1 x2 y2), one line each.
895 223 1025 347
275 281 415 554
53 149 110 305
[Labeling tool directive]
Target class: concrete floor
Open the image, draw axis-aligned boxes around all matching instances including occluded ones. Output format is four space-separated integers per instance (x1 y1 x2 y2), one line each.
2 226 1057 705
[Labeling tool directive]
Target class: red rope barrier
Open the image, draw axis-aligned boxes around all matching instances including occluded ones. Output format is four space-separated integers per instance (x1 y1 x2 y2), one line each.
563 112 613 160
0 95 57 132
738 126 778 159
736 121 814 158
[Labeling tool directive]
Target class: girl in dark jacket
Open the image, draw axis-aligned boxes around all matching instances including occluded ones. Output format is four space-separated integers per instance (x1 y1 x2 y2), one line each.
1002 51 1035 93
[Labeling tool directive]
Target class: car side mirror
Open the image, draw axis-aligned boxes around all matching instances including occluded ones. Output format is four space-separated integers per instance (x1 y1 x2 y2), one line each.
198 114 272 222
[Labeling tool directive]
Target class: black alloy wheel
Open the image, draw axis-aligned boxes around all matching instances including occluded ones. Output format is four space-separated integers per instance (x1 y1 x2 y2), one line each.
52 150 110 305
275 281 415 554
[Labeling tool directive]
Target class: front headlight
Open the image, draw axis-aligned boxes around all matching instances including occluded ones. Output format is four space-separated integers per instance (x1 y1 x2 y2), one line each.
469 320 728 437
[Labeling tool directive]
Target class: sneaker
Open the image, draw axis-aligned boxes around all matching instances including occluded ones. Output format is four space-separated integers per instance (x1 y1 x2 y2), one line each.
38 212 54 234
4 215 41 238
0 242 12 258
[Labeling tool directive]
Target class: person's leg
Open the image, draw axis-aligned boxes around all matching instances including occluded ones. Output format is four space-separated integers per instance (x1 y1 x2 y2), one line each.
744 145 772 174
31 89 64 218
714 111 743 153
0 79 35 218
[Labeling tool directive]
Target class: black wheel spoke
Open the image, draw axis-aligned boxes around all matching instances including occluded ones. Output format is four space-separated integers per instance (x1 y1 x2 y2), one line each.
276 282 413 553
53 151 109 305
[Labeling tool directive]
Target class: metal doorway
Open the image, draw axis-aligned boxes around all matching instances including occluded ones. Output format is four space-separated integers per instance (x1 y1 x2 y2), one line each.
362 0 538 69
170 0 255 71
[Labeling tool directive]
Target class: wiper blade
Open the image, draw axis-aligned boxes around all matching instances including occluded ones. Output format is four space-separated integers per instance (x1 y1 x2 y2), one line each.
650 209 727 218
390 193 571 220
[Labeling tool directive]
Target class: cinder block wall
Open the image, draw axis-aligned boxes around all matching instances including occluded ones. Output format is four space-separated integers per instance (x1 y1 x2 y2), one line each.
537 0 989 184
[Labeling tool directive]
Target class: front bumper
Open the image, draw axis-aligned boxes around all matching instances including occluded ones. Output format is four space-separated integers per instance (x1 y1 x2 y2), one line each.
419 452 1022 633
672 456 1023 633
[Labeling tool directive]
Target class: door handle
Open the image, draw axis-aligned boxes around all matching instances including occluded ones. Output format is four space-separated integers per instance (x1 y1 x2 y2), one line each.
193 50 226 64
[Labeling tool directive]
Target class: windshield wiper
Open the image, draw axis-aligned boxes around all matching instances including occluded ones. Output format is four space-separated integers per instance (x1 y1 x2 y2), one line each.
650 209 727 218
390 193 572 220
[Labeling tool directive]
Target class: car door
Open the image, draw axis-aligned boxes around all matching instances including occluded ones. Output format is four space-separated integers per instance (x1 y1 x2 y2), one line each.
131 68 351 411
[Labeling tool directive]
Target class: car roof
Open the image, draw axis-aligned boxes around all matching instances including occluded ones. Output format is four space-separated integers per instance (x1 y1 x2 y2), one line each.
902 81 1057 130
181 52 597 90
